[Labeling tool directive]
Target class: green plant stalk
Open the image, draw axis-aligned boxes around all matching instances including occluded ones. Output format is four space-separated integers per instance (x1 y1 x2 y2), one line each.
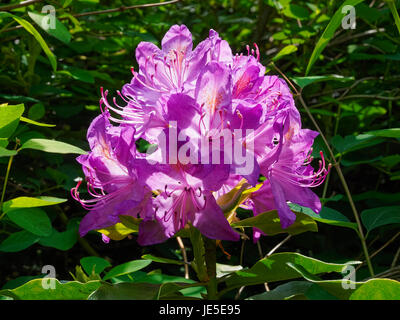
386 0 400 36
0 154 15 215
203 236 218 300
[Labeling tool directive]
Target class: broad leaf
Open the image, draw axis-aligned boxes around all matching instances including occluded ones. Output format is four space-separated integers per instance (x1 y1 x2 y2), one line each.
350 279 400 300
2 196 67 212
224 252 359 291
231 209 318 236
28 12 71 44
103 260 152 280
141 254 184 265
289 203 359 232
0 279 100 300
361 206 400 233
6 208 52 237
20 138 87 154
0 103 24 139
0 231 40 252
80 257 111 275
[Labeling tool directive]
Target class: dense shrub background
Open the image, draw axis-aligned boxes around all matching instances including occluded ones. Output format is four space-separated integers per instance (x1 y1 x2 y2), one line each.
0 0 399 299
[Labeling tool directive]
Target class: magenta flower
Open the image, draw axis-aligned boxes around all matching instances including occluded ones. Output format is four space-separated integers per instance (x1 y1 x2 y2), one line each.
73 24 329 246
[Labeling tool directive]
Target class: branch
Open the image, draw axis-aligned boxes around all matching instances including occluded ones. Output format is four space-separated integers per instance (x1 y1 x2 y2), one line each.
0 0 43 12
271 62 375 277
1 0 181 33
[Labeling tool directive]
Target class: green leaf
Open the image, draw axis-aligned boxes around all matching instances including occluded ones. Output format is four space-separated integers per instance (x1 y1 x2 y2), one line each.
0 146 17 157
287 262 358 299
361 206 400 233
7 208 52 237
0 279 100 300
0 12 57 72
289 203 359 232
38 219 79 250
28 12 71 44
20 116 55 128
27 103 45 120
2 196 67 212
331 134 385 155
0 103 25 139
363 128 400 138
224 252 359 290
58 66 95 84
103 260 152 281
350 279 400 300
246 281 313 300
88 282 161 300
80 257 111 275
118 215 141 232
305 0 366 75
0 231 40 252
282 4 310 20
231 209 317 236
19 138 87 154
141 254 184 265
272 45 298 61
291 75 354 89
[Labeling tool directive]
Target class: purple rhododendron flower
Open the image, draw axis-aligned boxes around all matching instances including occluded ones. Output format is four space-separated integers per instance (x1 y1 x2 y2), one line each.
73 25 330 245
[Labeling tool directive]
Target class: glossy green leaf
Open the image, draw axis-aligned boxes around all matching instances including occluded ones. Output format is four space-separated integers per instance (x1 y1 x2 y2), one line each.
246 281 313 300
231 209 318 236
7 208 52 237
291 75 354 89
224 252 359 290
141 254 184 265
19 138 87 154
0 146 17 157
28 12 71 44
27 103 45 120
305 0 365 75
0 279 100 300
289 203 359 232
282 4 310 20
0 231 40 252
88 282 161 300
103 260 152 281
20 116 55 128
80 257 112 275
38 219 79 250
331 134 385 155
0 12 57 72
2 196 67 212
350 279 400 300
272 45 298 61
364 128 400 138
361 206 400 233
287 262 358 299
0 103 25 139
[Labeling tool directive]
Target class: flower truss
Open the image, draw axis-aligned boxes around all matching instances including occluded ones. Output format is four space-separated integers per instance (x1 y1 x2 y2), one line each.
72 25 330 246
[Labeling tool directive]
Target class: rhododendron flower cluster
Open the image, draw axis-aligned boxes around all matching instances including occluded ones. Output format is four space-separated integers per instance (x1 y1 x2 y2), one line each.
72 25 329 245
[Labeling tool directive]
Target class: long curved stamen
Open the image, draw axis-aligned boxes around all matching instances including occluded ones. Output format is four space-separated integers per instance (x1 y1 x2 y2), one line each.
272 151 331 188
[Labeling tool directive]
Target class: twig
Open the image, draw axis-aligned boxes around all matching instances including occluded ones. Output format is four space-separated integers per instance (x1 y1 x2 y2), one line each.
1 0 181 33
310 94 400 109
256 241 270 292
265 235 292 257
391 246 400 268
271 62 375 277
0 0 43 12
176 236 189 279
355 231 400 272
